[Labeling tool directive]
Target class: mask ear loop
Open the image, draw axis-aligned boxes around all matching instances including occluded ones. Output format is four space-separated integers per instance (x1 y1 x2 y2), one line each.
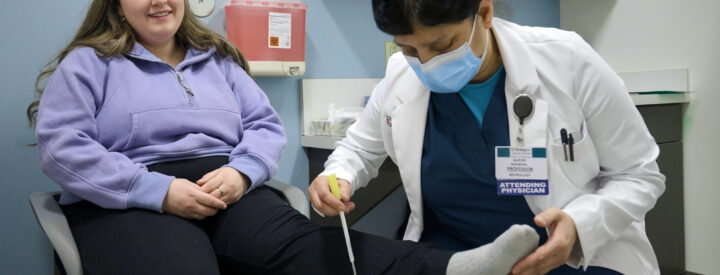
469 14 478 42
478 28 490 62
469 14 491 69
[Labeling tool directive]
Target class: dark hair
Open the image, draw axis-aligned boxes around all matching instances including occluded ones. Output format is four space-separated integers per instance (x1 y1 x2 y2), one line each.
372 0 481 35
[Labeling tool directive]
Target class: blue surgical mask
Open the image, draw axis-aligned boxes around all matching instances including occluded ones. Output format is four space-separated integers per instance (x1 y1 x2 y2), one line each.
405 15 489 93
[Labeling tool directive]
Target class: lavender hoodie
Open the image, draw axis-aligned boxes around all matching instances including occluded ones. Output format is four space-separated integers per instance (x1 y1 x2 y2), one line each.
36 43 286 212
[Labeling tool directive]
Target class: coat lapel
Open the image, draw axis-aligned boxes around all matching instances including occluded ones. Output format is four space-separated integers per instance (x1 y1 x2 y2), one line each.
386 64 431 239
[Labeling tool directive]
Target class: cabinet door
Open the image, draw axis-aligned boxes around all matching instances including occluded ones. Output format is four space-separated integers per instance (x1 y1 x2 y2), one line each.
645 141 684 274
637 104 682 144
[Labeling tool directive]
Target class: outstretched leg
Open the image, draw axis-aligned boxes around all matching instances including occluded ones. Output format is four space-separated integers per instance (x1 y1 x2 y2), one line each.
205 187 537 275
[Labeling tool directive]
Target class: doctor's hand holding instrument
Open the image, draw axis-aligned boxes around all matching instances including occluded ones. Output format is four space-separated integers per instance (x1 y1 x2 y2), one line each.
328 174 357 275
309 175 356 216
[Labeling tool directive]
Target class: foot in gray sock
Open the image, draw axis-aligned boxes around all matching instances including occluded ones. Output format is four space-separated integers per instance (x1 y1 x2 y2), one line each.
446 224 539 275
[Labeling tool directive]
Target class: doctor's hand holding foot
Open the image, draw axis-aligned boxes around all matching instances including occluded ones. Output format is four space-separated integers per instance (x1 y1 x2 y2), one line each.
511 207 579 275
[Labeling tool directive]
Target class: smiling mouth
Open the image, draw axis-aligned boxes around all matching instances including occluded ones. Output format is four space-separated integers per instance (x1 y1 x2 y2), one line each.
149 11 171 17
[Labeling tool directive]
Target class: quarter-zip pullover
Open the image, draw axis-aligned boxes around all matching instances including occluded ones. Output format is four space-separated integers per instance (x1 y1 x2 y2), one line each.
36 43 286 212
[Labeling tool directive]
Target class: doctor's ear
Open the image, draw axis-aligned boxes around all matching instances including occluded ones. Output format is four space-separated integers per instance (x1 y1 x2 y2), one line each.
478 0 494 28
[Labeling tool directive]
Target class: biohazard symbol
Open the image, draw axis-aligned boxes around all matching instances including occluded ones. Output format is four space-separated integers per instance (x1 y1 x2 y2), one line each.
270 36 280 47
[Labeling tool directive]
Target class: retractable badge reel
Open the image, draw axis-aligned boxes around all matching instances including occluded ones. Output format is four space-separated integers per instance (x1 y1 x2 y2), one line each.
513 94 534 144
494 94 549 196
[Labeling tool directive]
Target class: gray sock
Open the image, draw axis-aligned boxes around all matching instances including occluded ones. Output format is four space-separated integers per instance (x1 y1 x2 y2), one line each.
446 224 539 275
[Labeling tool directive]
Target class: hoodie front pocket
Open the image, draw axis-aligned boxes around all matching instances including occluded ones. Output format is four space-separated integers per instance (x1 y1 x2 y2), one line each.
122 108 242 151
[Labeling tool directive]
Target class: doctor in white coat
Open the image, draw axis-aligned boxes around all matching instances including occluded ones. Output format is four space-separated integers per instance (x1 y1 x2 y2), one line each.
309 0 665 274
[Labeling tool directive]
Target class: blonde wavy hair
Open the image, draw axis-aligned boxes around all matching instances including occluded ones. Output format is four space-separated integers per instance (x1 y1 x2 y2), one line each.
27 0 249 127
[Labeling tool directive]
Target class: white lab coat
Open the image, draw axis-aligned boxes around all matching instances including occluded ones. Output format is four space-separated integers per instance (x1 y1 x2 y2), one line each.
321 18 665 274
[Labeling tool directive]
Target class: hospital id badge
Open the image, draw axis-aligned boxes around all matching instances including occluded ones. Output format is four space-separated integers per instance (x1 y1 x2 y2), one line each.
495 146 549 195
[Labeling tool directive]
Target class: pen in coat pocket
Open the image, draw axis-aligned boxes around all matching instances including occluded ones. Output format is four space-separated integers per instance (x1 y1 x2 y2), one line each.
568 133 575 162
560 128 568 161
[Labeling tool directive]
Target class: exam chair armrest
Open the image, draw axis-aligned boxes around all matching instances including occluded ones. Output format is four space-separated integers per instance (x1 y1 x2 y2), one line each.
264 179 310 218
29 192 83 275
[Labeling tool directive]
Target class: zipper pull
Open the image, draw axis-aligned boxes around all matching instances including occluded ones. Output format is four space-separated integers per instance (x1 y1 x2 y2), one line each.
175 70 194 103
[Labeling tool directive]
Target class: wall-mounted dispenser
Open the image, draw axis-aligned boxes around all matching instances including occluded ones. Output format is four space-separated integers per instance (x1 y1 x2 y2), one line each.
225 0 308 77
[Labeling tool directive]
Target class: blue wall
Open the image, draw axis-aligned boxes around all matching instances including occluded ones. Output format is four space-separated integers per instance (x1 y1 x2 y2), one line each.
0 0 558 273
1 1 92 274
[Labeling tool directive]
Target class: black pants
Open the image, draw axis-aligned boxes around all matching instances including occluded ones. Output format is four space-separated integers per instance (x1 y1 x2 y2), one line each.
61 157 452 275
